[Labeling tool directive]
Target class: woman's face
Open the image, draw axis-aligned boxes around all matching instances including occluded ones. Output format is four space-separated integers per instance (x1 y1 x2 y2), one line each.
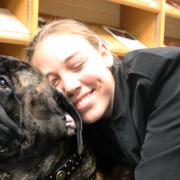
32 34 115 124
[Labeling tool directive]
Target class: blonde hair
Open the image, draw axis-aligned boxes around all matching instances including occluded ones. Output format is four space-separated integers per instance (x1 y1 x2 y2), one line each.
26 19 100 63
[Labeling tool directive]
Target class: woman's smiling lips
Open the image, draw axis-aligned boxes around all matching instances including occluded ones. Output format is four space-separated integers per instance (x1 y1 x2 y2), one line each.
74 90 94 111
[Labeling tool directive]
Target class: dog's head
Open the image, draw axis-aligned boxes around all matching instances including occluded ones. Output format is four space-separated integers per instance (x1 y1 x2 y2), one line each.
0 55 83 171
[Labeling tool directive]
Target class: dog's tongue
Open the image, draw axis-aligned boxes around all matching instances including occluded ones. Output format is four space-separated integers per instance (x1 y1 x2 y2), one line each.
65 113 76 136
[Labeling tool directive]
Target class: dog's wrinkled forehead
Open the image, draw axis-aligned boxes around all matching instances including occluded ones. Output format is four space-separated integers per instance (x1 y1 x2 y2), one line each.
14 68 47 95
0 55 49 94
0 56 29 74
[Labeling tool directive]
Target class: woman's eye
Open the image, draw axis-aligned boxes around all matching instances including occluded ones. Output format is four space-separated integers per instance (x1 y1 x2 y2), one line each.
72 62 85 71
0 78 8 88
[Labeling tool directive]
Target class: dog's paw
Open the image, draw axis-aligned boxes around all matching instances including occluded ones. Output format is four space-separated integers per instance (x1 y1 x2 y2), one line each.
0 172 11 180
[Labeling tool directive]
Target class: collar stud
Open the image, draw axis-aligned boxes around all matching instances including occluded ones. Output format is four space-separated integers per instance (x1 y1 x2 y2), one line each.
56 170 66 180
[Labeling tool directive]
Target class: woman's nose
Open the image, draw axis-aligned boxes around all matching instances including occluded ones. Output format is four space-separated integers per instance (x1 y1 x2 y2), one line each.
61 75 80 97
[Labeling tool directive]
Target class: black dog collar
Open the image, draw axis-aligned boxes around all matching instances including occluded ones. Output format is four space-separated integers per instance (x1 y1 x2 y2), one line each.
48 153 96 180
49 153 82 180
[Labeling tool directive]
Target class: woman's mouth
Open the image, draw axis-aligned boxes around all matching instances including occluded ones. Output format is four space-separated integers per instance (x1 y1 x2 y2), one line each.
75 90 94 112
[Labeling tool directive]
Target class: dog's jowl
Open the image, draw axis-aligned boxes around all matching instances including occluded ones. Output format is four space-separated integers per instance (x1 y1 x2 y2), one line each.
0 56 96 180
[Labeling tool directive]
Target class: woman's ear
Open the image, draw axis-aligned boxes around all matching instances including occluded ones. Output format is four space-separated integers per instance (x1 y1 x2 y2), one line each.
98 42 113 68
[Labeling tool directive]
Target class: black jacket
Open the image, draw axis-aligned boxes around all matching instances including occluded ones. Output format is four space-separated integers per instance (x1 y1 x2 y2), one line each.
84 47 180 180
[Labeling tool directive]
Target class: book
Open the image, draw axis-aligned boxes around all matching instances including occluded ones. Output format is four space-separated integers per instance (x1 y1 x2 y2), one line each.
0 8 30 39
166 0 180 10
103 26 147 50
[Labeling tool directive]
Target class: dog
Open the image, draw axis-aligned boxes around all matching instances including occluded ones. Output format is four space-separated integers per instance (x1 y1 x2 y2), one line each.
0 55 98 180
0 55 134 180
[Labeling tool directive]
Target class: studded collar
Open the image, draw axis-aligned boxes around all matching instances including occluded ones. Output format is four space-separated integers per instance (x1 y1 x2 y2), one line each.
48 152 96 180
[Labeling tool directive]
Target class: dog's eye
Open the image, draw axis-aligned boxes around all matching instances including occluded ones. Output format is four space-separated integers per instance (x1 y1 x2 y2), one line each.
0 78 8 88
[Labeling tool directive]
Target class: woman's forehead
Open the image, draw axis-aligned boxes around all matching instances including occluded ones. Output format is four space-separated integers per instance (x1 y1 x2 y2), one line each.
35 34 96 60
41 34 92 50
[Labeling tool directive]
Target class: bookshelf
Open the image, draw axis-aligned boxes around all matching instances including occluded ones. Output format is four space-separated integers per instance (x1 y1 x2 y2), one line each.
0 0 180 58
38 0 169 56
0 0 38 59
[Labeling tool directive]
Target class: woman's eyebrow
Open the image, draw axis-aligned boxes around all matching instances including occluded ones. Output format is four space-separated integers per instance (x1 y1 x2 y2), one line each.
64 52 80 64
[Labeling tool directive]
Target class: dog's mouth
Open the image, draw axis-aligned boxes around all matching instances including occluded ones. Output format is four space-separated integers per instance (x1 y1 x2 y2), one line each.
0 130 24 160
0 143 20 160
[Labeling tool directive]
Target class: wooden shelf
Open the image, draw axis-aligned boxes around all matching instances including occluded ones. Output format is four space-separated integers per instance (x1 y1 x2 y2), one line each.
0 34 30 45
165 3 180 19
0 0 38 58
0 0 180 58
0 1 28 44
108 0 160 13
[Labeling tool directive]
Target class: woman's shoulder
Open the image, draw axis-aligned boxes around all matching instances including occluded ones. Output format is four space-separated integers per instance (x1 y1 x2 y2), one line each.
123 47 180 59
121 47 180 81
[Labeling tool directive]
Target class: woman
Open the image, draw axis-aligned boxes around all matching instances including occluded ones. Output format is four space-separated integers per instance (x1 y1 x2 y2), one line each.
26 19 180 180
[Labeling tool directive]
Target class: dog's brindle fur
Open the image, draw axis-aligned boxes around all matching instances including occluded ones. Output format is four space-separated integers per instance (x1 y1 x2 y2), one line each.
0 56 134 180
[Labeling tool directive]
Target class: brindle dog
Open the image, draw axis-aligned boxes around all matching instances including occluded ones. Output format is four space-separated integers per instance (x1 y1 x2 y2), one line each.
0 55 97 180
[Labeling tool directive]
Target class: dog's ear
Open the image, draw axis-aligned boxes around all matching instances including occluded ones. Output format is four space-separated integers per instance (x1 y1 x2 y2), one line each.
56 92 83 155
